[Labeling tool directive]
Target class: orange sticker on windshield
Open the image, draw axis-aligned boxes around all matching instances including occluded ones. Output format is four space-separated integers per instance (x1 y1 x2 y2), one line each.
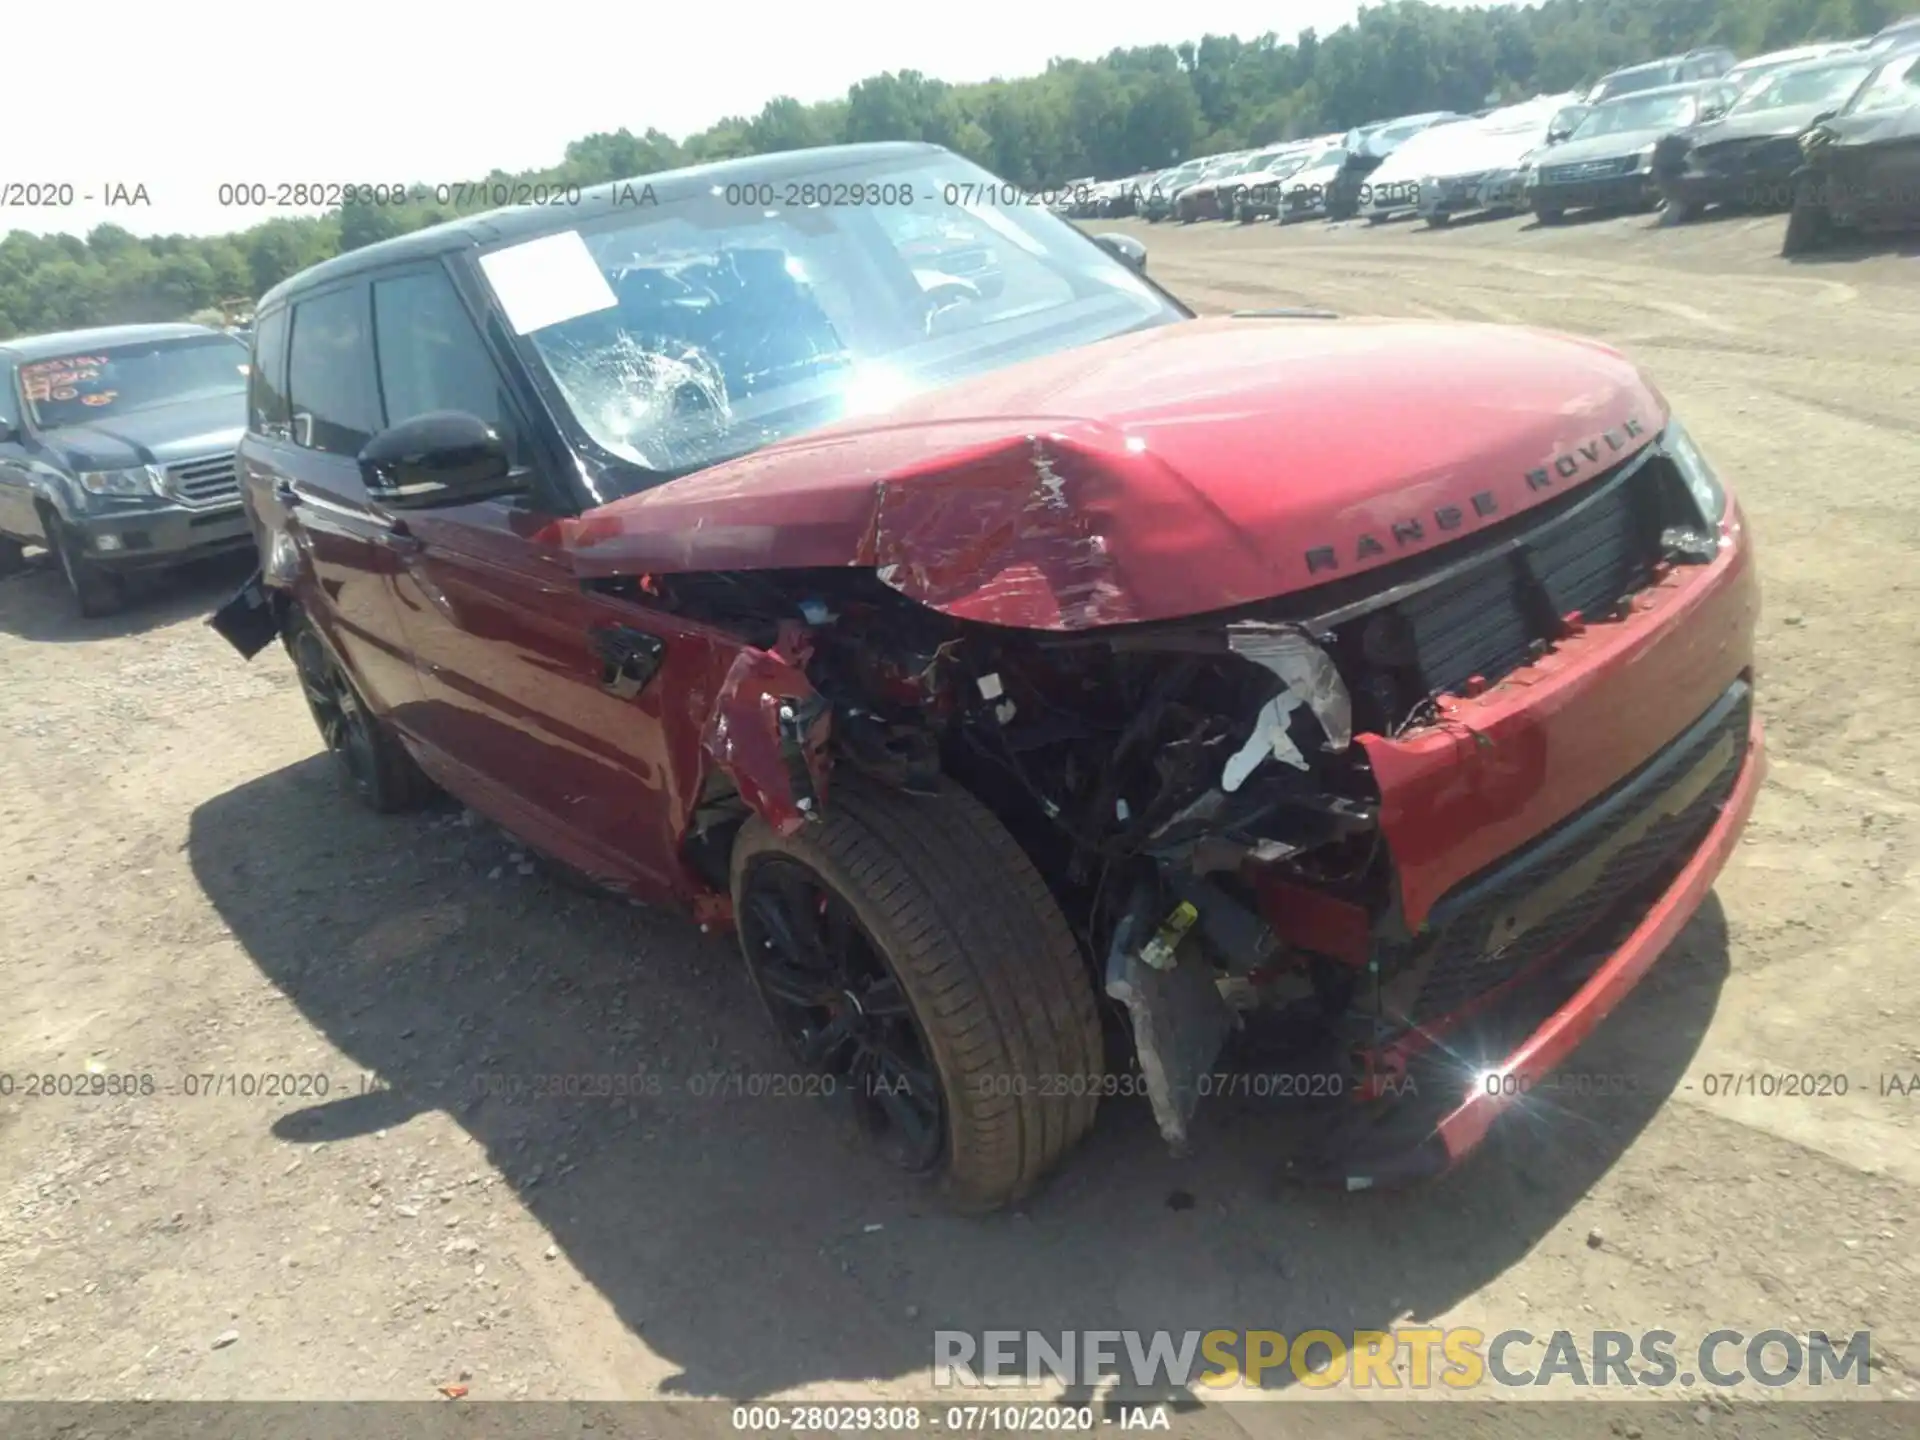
80 391 118 407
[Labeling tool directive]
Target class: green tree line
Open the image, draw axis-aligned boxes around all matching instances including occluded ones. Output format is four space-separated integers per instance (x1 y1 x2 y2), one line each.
0 0 1903 339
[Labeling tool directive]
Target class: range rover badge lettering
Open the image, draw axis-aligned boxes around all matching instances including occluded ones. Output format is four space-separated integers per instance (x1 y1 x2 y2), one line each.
1301 418 1648 575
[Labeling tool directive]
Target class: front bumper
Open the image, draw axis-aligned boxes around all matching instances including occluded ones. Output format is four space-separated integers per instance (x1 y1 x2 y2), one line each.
1326 700 1765 1187
1307 500 1761 1185
71 502 253 571
1656 164 1799 212
1529 169 1658 211
1419 170 1525 218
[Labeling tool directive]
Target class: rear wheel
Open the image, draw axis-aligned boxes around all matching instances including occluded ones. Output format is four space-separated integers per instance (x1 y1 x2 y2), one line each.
730 778 1102 1211
1660 197 1699 225
285 609 436 813
46 514 125 618
1535 206 1566 226
0 535 25 578
1424 211 1452 229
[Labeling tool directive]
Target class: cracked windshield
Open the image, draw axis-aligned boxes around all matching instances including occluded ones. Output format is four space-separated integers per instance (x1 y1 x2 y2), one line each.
490 156 1178 489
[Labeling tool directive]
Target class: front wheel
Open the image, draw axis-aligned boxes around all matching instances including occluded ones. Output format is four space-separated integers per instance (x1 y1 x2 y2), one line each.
285 609 436 813
1534 206 1566 226
731 778 1103 1211
0 535 25 579
47 516 126 617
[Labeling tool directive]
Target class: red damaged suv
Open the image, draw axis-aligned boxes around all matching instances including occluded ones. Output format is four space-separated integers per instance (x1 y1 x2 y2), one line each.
214 142 1762 1209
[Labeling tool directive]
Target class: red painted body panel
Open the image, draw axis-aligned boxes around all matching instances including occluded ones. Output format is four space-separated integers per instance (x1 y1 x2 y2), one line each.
1362 500 1758 931
1435 710 1767 1164
564 316 1668 629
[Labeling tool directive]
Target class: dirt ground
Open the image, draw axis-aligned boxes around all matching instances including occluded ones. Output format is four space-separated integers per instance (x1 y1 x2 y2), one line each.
3 206 1918 1423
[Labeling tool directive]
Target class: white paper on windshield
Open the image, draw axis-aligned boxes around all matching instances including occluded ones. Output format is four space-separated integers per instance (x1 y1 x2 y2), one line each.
478 230 618 335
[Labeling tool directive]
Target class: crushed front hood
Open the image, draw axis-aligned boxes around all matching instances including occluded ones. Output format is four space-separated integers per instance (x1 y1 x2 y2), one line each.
565 316 1667 632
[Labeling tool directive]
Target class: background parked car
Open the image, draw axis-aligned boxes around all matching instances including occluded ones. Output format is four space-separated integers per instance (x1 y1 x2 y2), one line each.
1525 81 1730 222
1143 159 1209 221
1326 112 1465 218
1231 136 1342 220
1722 41 1862 94
1177 144 1299 221
1784 43 1920 254
0 323 252 616
1412 92 1587 226
1278 144 1354 221
1586 47 1737 103
1171 151 1256 221
1860 14 1920 53
1654 53 1883 221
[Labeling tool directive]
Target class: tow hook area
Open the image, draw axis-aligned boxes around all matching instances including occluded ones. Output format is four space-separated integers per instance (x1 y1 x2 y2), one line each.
703 644 833 837
1103 890 1236 1152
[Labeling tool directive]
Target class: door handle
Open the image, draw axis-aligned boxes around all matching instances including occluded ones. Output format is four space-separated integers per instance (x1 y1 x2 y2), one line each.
592 625 666 698
377 519 423 555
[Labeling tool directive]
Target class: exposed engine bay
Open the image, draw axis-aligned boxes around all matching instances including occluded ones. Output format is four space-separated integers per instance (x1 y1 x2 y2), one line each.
590 438 1741 1164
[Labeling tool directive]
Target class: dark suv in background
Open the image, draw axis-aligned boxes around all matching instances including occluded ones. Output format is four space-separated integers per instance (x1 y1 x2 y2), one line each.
1587 47 1738 103
0 323 252 615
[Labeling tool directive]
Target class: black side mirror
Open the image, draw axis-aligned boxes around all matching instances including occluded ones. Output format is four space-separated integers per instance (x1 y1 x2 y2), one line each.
357 411 515 510
1094 232 1148 273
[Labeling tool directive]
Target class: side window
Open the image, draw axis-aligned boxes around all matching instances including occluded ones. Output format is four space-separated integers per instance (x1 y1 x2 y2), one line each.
1847 58 1916 115
370 269 521 459
0 364 18 431
287 286 381 457
248 308 291 436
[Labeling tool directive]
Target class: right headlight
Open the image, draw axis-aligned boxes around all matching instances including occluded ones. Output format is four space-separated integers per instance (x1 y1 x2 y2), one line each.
78 466 163 498
1662 418 1726 525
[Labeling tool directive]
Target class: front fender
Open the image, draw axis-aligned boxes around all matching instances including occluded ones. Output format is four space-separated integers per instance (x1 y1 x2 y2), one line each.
701 643 832 838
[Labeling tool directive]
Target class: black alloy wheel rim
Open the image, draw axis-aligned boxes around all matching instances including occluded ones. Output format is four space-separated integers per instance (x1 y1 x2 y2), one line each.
291 629 379 800
740 857 946 1174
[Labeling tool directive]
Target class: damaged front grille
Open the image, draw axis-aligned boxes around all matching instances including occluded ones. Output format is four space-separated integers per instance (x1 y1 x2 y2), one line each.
1381 678 1752 1031
1330 448 1675 729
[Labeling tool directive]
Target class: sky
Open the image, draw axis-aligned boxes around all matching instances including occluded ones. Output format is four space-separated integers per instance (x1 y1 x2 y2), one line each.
9 0 1474 241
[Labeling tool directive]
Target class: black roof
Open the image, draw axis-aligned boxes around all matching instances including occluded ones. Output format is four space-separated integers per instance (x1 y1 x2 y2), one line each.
0 322 229 360
258 141 950 311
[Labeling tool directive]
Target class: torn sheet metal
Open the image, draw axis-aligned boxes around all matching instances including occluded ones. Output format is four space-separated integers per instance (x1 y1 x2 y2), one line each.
1105 915 1235 1151
701 647 831 837
1227 621 1353 751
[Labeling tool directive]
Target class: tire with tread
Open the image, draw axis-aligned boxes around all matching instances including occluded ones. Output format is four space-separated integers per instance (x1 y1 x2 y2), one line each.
45 512 126 617
730 777 1103 1211
285 608 437 813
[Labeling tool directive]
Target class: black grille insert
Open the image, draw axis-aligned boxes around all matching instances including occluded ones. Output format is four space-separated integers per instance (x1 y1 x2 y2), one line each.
1334 449 1673 729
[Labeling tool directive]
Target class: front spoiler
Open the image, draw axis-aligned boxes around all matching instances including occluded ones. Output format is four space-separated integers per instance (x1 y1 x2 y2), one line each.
1317 712 1766 1190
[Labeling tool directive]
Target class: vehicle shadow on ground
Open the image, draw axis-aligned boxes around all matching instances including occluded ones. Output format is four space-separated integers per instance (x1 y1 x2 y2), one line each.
0 549 253 643
1785 233 1920 264
189 756 1731 1399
